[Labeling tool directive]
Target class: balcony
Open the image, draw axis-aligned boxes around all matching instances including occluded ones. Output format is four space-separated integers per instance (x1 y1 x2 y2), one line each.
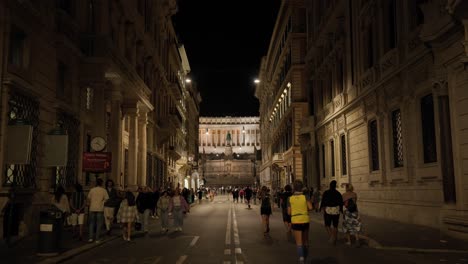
169 82 182 100
272 153 284 165
168 145 183 161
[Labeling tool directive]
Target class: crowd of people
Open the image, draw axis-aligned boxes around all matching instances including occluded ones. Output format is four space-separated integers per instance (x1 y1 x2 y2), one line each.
50 179 196 243
50 179 363 263
264 179 363 263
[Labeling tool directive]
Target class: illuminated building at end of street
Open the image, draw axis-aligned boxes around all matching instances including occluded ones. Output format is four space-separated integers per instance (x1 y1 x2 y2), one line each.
199 117 261 188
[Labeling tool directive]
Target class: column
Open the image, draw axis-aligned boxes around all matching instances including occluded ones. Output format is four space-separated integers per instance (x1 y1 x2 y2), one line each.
108 81 123 185
92 82 107 138
125 106 139 188
138 111 148 187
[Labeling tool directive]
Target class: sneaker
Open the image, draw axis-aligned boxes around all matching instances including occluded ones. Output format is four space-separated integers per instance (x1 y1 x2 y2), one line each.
88 239 93 243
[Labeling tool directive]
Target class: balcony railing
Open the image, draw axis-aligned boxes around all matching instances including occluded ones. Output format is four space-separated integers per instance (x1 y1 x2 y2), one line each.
272 153 284 164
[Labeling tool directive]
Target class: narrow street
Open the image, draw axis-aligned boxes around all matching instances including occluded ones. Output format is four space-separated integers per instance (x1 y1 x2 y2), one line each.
63 195 468 264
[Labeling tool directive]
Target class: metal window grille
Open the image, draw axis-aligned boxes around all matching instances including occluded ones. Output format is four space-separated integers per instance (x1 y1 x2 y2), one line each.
341 135 347 175
369 120 380 171
392 109 404 167
330 140 335 177
421 94 437 163
4 92 39 188
54 111 80 188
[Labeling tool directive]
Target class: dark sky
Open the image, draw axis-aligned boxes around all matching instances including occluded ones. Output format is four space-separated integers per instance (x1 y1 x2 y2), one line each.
173 0 281 117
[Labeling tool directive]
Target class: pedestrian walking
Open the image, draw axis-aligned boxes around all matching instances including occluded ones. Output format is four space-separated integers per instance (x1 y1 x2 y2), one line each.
245 186 253 208
320 180 343 245
117 191 139 242
51 185 69 239
104 179 120 236
87 178 109 243
259 186 272 236
252 188 257 205
69 183 86 240
136 186 153 233
169 188 190 232
342 184 362 246
280 184 293 236
197 188 203 204
288 180 313 264
312 189 321 212
51 185 70 219
157 191 170 233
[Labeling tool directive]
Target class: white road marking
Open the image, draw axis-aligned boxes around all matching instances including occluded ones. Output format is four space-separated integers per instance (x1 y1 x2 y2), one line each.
233 207 240 246
224 249 231 255
152 256 162 264
225 205 232 245
189 236 199 247
175 255 187 264
235 248 242 254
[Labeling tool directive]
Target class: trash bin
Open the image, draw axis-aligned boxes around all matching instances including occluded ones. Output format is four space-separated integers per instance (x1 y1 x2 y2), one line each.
37 208 63 256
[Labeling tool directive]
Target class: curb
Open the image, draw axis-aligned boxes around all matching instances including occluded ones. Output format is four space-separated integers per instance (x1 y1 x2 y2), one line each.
36 236 119 264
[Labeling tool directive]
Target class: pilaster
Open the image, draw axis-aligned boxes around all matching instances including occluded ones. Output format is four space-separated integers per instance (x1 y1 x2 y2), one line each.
123 106 139 189
108 77 123 185
138 112 148 187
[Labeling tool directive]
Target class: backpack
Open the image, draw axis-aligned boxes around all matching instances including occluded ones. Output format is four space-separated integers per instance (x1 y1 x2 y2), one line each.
346 198 357 213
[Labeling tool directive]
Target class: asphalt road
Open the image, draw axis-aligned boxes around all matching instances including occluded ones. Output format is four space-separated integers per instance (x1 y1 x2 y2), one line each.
64 195 468 264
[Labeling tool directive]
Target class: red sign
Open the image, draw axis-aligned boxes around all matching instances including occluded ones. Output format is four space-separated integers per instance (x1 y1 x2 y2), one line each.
83 152 112 172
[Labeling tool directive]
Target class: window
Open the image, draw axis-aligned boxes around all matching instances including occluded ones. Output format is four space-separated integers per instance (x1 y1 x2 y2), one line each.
87 0 95 33
384 0 397 52
8 26 26 67
57 62 67 99
321 144 326 178
391 109 404 167
364 26 374 69
341 135 347 175
369 120 380 171
330 140 335 177
57 0 74 16
409 0 426 30
421 94 437 163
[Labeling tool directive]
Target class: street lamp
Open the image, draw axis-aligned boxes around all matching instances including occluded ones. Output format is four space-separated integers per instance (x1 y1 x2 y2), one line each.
254 79 260 84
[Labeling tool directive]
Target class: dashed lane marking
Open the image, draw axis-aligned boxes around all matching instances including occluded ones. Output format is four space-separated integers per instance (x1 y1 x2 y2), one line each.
225 207 232 245
175 255 187 264
189 236 199 247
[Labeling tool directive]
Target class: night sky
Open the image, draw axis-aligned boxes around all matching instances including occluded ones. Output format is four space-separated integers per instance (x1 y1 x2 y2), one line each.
173 0 281 117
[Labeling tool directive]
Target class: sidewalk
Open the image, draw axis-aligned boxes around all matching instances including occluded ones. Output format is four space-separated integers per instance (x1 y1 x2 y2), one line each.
0 225 118 263
309 212 468 253
0 201 202 263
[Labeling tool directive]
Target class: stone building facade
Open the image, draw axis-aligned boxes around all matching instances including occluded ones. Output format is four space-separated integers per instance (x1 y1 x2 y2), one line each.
255 0 309 191
300 0 468 237
199 117 260 187
0 0 200 239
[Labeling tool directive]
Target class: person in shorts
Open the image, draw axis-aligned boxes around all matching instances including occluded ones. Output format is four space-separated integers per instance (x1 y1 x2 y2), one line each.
288 180 313 264
319 180 343 245
70 183 86 240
